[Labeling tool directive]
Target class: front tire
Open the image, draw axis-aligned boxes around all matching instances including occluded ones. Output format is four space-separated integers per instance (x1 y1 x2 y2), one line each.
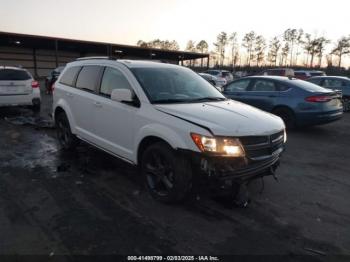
141 142 192 203
56 112 78 150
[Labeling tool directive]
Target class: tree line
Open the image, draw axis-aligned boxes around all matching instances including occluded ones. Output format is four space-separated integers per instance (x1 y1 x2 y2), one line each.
137 29 350 68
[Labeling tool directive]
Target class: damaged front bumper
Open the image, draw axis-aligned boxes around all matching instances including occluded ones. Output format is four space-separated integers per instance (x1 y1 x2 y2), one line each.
179 148 283 183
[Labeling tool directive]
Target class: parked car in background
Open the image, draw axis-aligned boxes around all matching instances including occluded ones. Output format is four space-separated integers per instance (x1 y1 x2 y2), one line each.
294 70 326 80
307 76 350 111
198 73 222 91
0 66 41 111
204 69 233 86
259 68 295 77
45 66 65 94
199 72 217 86
53 58 286 203
222 76 343 128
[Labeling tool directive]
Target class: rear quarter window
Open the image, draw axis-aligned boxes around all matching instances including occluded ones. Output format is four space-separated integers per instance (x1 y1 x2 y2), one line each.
59 66 82 86
292 79 329 92
0 69 31 80
307 78 322 85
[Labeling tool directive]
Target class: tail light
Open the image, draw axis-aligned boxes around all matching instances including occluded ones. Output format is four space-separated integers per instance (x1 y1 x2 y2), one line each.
31 81 39 88
51 83 55 92
305 95 332 103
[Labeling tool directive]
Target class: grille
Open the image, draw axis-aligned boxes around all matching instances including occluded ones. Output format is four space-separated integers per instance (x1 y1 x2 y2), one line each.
240 130 284 161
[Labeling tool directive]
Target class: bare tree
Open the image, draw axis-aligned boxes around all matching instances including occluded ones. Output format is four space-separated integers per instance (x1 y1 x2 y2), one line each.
137 39 179 50
283 29 299 66
316 37 330 67
196 40 209 67
213 32 228 67
242 31 256 66
281 42 289 66
267 37 281 66
294 29 304 65
331 36 350 68
229 32 238 68
255 35 266 66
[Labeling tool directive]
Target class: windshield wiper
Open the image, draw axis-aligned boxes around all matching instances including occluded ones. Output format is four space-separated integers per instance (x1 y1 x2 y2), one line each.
188 97 227 102
152 98 189 104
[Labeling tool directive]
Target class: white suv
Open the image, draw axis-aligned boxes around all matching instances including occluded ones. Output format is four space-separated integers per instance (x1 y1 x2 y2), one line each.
53 57 286 203
0 66 41 111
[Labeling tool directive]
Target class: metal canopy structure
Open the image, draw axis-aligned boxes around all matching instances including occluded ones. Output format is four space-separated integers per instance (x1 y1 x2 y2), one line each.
0 31 209 64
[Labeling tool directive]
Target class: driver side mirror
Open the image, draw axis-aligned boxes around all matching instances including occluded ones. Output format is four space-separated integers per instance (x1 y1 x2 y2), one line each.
111 89 134 103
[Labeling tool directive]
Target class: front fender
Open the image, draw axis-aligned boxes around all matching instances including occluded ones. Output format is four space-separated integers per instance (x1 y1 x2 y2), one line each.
133 123 189 164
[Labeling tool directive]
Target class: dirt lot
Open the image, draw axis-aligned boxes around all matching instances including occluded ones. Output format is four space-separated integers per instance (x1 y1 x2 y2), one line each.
0 92 349 260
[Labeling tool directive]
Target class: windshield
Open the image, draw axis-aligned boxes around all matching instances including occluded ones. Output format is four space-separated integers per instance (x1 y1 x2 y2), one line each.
131 66 225 104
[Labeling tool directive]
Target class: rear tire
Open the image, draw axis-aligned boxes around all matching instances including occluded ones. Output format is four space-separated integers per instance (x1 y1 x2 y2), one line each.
141 142 192 203
273 107 296 129
56 112 78 150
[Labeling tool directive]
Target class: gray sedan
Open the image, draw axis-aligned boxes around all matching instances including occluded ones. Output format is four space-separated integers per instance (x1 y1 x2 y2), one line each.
307 76 350 111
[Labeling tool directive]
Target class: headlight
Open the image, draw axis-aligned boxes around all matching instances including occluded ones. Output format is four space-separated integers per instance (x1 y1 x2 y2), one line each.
284 129 287 143
190 133 245 157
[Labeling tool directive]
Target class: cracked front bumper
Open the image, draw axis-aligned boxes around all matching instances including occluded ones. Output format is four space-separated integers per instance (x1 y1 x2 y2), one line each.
180 149 283 182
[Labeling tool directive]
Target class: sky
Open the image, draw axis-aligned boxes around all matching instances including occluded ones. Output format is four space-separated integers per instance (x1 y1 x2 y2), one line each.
0 0 349 50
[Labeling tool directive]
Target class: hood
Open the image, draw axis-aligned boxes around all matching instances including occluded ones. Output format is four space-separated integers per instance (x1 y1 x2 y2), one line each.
155 100 285 136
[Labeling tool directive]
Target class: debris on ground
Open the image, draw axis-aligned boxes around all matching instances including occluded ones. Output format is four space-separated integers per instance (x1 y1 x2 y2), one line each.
4 116 54 129
233 183 250 208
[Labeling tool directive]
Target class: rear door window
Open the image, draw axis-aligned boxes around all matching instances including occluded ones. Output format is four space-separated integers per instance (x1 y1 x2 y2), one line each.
76 66 103 93
323 79 344 88
249 80 277 92
100 67 132 97
59 66 82 86
0 69 31 81
224 79 250 92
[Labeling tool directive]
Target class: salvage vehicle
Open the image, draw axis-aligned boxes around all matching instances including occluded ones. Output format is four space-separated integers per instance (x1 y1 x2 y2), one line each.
204 69 233 86
198 73 222 91
294 70 326 80
307 76 350 111
259 68 295 77
223 76 343 128
53 57 286 203
0 66 41 111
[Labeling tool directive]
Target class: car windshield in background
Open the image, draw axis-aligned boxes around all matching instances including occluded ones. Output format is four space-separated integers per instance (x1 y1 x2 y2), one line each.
0 69 31 81
131 67 225 104
291 79 331 92
207 71 220 76
310 72 324 76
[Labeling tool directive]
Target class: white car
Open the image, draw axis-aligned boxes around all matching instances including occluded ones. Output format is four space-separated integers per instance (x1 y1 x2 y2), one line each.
53 57 286 203
0 66 41 111
204 70 234 86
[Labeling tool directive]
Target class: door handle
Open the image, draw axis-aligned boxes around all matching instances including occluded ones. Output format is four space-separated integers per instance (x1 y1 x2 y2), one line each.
268 95 277 98
66 92 73 97
93 101 102 108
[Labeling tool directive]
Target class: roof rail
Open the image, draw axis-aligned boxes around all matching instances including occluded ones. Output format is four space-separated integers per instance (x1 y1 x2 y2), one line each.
76 56 117 61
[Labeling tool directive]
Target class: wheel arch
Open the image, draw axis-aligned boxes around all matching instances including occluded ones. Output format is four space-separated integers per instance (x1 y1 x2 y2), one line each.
53 101 77 134
137 136 173 167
